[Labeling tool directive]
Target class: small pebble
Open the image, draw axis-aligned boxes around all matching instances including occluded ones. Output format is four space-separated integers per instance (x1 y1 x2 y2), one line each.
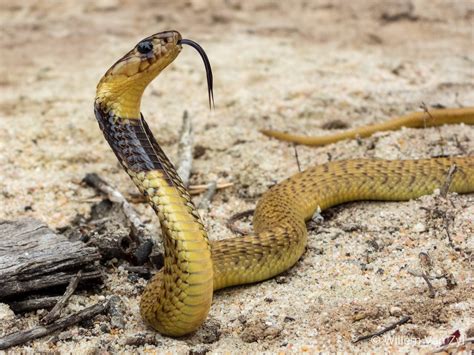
389 306 403 316
188 345 210 355
108 296 126 329
412 223 426 233
58 331 73 341
275 276 288 284
0 303 15 321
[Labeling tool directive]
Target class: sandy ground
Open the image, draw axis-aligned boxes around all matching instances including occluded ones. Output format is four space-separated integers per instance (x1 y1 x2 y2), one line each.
1 0 473 353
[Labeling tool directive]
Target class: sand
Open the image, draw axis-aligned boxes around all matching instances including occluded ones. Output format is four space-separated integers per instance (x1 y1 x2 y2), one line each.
0 0 473 353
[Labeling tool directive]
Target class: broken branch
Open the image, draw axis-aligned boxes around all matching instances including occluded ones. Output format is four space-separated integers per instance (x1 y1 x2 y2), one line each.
10 297 61 313
353 316 411 343
41 270 83 325
440 164 457 198
0 300 109 350
176 110 194 187
197 181 217 210
293 143 302 172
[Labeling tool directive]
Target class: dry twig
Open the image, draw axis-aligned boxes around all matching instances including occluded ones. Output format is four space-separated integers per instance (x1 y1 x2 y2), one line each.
407 269 457 294
407 270 444 280
176 110 194 187
0 300 109 350
429 336 473 354
83 173 156 264
227 209 254 235
406 251 457 297
293 143 301 172
41 270 83 324
353 316 411 343
10 297 61 313
190 181 234 195
420 102 433 128
421 273 436 298
198 181 217 210
440 164 457 198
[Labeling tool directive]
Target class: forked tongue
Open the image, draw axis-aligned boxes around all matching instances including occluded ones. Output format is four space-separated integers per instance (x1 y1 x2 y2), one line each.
178 39 214 108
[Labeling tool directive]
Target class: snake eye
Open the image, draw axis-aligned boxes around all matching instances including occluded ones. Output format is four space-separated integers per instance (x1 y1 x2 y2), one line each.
137 40 153 54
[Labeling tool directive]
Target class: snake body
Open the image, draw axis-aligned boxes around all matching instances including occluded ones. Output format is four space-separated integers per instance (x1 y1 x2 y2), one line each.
94 30 474 336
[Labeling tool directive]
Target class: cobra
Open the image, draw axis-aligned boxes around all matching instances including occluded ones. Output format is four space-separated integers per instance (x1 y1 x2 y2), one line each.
94 30 474 336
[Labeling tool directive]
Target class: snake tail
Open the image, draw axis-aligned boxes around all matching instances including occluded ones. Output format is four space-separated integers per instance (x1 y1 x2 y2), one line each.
261 107 474 146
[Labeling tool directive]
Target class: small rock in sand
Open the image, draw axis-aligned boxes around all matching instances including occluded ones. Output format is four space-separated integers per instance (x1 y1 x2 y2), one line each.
412 223 426 233
0 303 15 321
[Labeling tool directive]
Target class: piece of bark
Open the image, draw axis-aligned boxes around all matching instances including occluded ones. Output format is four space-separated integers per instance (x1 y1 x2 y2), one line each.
9 297 61 313
0 219 101 299
87 230 134 261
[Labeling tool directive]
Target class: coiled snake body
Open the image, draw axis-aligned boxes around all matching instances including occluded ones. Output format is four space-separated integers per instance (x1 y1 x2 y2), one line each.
94 30 474 336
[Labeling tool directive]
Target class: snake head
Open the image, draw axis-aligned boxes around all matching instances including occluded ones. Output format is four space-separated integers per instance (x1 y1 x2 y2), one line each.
96 30 214 118
96 31 183 118
101 30 182 82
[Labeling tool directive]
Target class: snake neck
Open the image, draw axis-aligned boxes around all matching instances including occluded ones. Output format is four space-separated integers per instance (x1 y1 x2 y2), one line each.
96 79 147 119
94 104 214 336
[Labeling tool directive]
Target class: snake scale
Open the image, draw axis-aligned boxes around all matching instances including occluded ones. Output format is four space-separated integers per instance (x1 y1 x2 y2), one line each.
94 30 474 336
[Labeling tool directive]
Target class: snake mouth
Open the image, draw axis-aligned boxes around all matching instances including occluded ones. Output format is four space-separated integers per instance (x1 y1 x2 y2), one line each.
178 39 214 109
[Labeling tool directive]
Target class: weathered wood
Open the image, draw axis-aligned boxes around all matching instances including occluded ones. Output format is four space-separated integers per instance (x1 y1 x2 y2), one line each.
83 173 148 241
82 174 156 265
9 296 61 313
197 181 217 210
176 110 194 187
41 270 82 324
0 300 109 350
0 218 102 299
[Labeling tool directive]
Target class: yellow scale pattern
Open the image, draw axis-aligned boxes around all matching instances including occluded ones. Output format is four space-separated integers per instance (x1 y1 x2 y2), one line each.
94 30 474 337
